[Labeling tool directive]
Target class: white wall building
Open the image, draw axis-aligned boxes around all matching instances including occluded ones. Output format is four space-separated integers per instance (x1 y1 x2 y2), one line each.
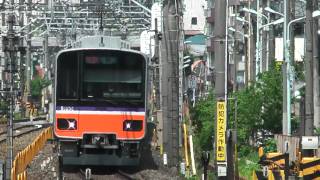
275 37 305 62
183 0 206 35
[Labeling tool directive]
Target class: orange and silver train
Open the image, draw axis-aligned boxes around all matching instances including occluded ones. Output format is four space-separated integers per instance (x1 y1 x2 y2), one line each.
54 40 148 166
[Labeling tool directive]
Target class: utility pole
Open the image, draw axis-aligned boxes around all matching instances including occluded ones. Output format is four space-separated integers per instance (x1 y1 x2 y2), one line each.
313 0 320 129
305 0 314 136
214 0 227 178
153 19 161 110
256 0 261 78
161 0 181 167
4 0 18 178
24 0 32 105
247 0 255 83
283 0 290 135
289 0 295 69
261 0 267 72
267 0 275 69
42 33 49 112
233 6 239 92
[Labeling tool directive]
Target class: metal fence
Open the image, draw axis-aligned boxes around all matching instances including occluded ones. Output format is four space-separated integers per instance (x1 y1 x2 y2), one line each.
11 127 53 180
274 134 300 162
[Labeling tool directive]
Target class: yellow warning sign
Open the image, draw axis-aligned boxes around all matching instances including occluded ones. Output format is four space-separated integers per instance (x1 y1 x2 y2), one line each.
216 101 226 162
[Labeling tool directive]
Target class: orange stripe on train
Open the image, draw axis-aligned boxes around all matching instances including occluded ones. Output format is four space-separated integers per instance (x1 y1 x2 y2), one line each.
54 113 145 140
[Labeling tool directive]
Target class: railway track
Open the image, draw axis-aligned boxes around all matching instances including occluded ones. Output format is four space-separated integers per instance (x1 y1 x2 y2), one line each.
62 167 140 180
0 125 43 143
0 116 47 126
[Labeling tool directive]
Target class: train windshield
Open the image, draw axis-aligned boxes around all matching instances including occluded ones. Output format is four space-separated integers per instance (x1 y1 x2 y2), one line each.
56 50 145 106
82 51 144 102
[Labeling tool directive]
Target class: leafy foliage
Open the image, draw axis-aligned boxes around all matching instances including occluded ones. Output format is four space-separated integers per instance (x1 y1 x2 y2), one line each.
238 150 260 179
30 75 51 98
191 93 215 151
263 139 277 153
190 65 283 178
234 66 283 146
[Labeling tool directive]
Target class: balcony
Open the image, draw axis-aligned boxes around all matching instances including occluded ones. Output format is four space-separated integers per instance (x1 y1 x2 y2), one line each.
206 8 214 24
206 37 214 52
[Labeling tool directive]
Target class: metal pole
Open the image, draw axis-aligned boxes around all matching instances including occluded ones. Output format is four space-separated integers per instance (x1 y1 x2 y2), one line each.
267 0 275 70
153 19 161 110
24 0 32 104
313 0 320 129
283 0 290 135
42 34 48 111
255 0 260 79
233 6 240 92
246 1 251 85
5 1 16 179
261 0 267 72
305 0 314 136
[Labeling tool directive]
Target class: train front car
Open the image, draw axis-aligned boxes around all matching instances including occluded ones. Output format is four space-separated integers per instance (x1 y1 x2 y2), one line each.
54 48 147 166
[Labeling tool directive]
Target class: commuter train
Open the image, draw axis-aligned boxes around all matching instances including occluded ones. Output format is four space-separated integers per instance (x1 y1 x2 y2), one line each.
54 36 148 167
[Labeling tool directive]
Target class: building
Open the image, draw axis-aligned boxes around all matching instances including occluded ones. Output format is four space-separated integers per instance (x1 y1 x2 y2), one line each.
183 0 207 37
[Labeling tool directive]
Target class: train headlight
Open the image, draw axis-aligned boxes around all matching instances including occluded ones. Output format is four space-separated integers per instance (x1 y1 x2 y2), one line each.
123 120 143 131
57 118 77 130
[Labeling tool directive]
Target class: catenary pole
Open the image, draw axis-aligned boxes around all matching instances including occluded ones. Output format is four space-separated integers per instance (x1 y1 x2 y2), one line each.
161 0 181 167
5 0 16 178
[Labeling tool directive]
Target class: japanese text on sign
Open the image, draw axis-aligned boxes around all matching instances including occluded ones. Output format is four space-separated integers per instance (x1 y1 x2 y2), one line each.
216 101 226 162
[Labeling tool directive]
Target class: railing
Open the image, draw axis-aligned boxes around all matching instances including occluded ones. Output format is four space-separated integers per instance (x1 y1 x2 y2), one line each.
11 127 53 180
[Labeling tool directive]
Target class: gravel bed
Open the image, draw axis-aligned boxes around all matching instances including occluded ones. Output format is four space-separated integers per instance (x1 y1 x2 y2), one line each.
25 142 182 180
0 129 44 160
27 143 58 180
25 122 182 179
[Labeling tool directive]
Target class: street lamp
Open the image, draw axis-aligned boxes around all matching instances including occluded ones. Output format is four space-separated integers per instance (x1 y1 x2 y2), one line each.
260 17 284 30
228 27 249 38
242 7 270 77
241 7 285 77
283 10 320 135
264 7 284 17
242 7 269 21
236 17 249 24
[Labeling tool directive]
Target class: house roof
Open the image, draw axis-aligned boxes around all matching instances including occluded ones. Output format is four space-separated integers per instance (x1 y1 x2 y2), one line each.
185 34 206 45
184 30 203 36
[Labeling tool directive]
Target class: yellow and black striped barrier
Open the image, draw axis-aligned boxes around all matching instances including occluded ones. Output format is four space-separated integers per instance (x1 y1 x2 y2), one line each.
11 127 53 180
267 170 285 180
253 170 285 180
252 170 265 180
298 157 320 179
253 147 289 180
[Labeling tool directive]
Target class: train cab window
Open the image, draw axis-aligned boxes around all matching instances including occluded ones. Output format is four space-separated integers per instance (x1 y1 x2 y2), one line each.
81 51 145 102
57 52 78 100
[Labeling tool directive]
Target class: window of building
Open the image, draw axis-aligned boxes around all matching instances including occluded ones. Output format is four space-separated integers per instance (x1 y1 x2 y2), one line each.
191 17 197 25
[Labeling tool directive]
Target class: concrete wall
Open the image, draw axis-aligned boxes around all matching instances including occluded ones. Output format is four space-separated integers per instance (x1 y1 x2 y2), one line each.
183 0 206 32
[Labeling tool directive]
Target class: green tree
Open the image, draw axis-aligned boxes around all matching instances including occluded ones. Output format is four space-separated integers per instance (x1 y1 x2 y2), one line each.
233 66 283 146
30 75 51 99
191 93 215 151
